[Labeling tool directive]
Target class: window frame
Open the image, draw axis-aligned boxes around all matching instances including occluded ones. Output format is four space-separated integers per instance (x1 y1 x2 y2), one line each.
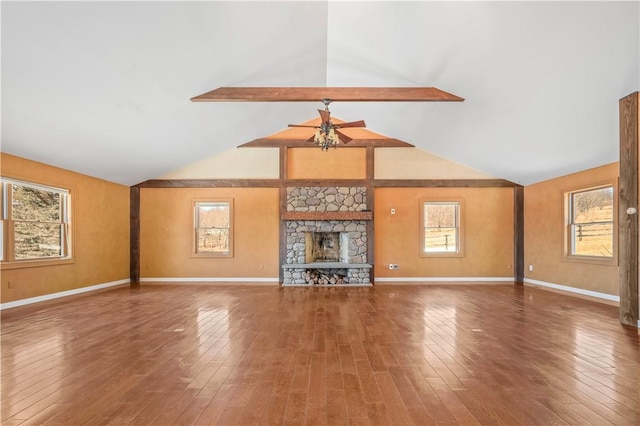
419 198 464 258
1 177 73 269
192 198 234 258
563 182 617 265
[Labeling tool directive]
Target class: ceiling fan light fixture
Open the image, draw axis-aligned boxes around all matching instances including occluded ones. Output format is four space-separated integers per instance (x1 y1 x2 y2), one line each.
287 98 366 150
314 127 339 151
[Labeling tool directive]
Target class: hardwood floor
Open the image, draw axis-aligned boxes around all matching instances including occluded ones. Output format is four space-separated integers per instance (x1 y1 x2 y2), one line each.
1 284 638 425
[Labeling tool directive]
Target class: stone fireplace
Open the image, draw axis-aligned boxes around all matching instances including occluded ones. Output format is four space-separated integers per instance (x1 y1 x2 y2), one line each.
282 186 372 286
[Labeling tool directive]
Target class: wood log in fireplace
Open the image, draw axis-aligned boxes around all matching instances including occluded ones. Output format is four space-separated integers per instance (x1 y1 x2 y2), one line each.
305 268 346 285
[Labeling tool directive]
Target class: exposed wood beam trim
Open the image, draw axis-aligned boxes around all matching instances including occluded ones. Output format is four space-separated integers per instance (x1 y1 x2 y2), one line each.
238 139 301 148
514 186 524 284
278 147 288 284
373 179 520 188
280 147 288 181
135 179 281 188
239 138 414 148
278 220 286 284
191 87 464 102
618 91 639 327
279 157 288 284
284 179 368 187
366 147 375 181
130 186 140 288
366 147 375 281
135 178 518 189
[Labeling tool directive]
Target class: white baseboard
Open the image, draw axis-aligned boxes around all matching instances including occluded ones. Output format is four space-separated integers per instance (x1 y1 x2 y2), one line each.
374 277 514 284
523 278 619 304
0 279 130 310
140 277 280 285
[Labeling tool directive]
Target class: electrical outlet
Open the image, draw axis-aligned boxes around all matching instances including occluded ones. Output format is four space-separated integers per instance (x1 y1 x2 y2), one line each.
528 265 534 271
388 264 399 270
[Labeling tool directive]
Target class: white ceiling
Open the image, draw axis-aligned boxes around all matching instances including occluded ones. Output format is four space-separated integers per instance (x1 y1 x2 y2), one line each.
2 1 639 186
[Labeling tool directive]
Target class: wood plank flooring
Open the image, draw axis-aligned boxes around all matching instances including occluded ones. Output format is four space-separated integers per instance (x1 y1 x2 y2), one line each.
1 284 638 425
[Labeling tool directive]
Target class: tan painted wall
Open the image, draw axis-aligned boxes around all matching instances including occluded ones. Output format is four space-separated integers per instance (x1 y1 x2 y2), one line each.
0 153 130 303
375 148 497 179
287 148 367 179
160 148 280 179
375 187 514 278
157 146 495 181
524 163 619 295
140 187 280 279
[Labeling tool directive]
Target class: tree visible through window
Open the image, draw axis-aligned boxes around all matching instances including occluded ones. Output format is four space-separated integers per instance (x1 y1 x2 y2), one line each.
422 201 461 254
1 178 71 262
568 186 614 258
194 200 232 256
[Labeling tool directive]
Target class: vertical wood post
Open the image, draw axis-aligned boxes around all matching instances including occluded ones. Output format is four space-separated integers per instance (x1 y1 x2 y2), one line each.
514 186 524 284
279 147 288 284
618 92 639 327
130 186 140 288
366 146 375 283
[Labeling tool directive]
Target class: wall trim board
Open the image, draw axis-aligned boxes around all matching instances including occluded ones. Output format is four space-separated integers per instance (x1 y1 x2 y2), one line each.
140 277 280 284
0 279 130 310
374 277 514 284
373 179 520 188
284 179 368 186
135 179 282 188
134 178 518 189
524 278 620 305
239 138 413 148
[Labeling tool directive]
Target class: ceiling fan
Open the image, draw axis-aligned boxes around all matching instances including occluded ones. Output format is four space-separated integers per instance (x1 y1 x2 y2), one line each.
287 98 366 150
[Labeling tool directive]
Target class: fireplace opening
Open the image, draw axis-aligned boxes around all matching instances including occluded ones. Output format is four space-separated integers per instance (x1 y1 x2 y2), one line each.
305 232 347 263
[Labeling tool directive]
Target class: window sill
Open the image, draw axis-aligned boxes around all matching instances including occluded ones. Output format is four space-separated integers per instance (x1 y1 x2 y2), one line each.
562 255 617 266
192 253 233 258
420 252 464 258
1 257 74 270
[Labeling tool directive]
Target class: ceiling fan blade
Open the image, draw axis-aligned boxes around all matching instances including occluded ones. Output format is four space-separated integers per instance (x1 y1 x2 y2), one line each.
318 109 330 123
288 124 319 128
335 130 353 144
335 120 366 129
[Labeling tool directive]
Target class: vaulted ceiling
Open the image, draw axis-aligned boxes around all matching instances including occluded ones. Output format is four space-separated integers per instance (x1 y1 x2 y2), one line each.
2 1 638 186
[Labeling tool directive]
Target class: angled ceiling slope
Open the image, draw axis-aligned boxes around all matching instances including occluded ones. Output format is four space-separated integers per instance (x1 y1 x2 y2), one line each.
239 117 415 148
2 2 638 186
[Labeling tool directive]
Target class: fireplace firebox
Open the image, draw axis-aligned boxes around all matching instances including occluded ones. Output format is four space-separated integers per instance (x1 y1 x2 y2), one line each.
305 232 348 263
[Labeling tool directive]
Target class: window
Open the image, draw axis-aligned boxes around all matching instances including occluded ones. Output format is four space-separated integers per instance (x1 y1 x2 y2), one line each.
566 185 615 260
193 199 233 257
1 178 72 264
421 199 463 256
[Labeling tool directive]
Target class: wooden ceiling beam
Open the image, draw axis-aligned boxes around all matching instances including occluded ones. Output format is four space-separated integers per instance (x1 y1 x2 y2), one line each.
238 138 415 148
191 87 464 102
